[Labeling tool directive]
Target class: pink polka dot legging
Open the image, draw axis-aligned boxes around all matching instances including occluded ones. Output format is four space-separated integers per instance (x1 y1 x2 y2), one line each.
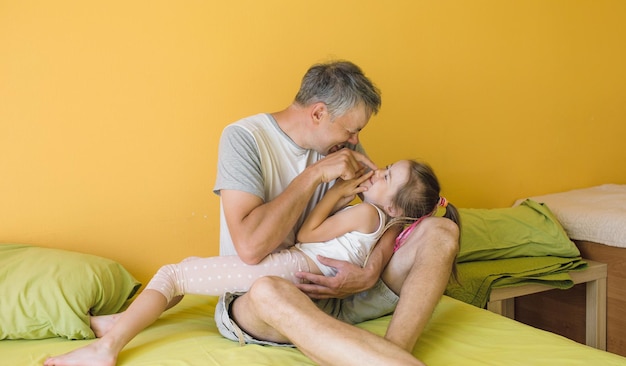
145 249 312 303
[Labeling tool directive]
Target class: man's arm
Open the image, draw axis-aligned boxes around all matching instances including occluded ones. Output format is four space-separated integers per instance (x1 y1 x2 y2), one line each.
222 149 377 264
295 224 400 298
221 165 322 264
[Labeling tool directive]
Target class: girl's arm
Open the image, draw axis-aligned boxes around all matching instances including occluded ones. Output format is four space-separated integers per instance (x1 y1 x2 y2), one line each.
297 172 374 243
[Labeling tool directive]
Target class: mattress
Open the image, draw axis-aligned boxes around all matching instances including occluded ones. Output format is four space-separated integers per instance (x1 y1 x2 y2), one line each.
515 184 626 248
3 294 626 366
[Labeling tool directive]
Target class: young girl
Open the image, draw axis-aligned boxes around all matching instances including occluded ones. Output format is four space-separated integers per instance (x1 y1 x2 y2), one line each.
44 159 460 366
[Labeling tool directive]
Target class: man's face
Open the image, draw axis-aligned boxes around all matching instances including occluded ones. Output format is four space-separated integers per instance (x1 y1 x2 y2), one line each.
320 105 370 155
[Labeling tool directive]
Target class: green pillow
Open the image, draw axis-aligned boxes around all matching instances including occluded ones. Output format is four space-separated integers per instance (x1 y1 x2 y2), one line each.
0 244 141 340
457 199 580 263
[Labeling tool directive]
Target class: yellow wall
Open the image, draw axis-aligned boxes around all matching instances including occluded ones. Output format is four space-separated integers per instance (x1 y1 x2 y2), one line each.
2 1 625 284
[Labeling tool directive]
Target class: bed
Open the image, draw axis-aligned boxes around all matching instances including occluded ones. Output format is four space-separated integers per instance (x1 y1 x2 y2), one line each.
3 197 626 365
3 293 626 366
513 184 626 357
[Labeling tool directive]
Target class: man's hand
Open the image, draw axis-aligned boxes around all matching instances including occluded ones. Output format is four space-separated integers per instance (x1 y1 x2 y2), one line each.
294 256 377 299
313 149 377 184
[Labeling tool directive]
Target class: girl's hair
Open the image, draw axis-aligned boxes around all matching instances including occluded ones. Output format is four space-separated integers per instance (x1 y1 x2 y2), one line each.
385 160 461 282
391 160 460 227
294 60 382 119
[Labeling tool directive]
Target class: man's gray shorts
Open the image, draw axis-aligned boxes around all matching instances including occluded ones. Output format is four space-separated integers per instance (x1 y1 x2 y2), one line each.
214 279 399 346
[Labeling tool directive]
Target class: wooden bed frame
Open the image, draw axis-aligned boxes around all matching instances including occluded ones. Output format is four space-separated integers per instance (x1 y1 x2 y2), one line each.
488 258 607 350
516 240 626 357
511 184 626 357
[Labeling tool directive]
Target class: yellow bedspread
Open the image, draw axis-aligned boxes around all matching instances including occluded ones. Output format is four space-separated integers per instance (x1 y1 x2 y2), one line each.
2 294 625 366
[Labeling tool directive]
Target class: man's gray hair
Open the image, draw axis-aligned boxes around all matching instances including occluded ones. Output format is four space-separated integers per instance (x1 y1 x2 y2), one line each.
294 60 381 119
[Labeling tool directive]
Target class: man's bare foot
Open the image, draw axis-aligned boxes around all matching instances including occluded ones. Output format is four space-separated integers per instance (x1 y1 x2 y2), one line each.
90 312 123 338
43 339 117 366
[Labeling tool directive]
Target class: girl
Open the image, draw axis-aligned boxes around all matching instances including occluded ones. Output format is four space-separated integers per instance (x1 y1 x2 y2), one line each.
44 160 459 366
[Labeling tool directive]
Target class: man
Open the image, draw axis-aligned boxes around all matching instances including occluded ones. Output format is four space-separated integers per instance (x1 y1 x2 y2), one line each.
214 60 459 365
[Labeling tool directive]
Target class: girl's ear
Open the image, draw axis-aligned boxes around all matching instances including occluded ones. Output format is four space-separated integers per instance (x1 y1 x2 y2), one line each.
386 204 401 218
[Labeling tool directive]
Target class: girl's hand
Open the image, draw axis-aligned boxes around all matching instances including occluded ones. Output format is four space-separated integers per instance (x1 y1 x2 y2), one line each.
330 170 373 205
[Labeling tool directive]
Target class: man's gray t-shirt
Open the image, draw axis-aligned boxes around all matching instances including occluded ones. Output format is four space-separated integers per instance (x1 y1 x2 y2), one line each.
213 113 333 256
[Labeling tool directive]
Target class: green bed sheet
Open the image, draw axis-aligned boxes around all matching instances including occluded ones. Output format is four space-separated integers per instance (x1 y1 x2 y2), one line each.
2 294 625 366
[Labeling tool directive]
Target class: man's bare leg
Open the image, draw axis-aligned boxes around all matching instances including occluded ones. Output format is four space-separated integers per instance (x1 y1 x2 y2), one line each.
382 216 459 350
43 290 170 366
233 276 426 366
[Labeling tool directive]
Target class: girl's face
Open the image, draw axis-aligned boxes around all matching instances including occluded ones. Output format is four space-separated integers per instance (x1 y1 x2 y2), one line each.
360 160 411 217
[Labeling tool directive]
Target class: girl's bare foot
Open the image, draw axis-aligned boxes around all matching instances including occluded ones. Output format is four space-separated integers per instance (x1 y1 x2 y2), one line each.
43 339 117 366
90 312 123 338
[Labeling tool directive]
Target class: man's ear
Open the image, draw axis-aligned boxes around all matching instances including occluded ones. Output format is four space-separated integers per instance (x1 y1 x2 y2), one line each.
311 102 327 124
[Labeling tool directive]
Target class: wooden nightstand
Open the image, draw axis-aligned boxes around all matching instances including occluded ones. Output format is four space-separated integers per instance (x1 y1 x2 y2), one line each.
487 259 607 350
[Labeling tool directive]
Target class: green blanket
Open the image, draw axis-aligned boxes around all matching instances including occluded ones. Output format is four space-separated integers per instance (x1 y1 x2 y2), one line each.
445 256 587 308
